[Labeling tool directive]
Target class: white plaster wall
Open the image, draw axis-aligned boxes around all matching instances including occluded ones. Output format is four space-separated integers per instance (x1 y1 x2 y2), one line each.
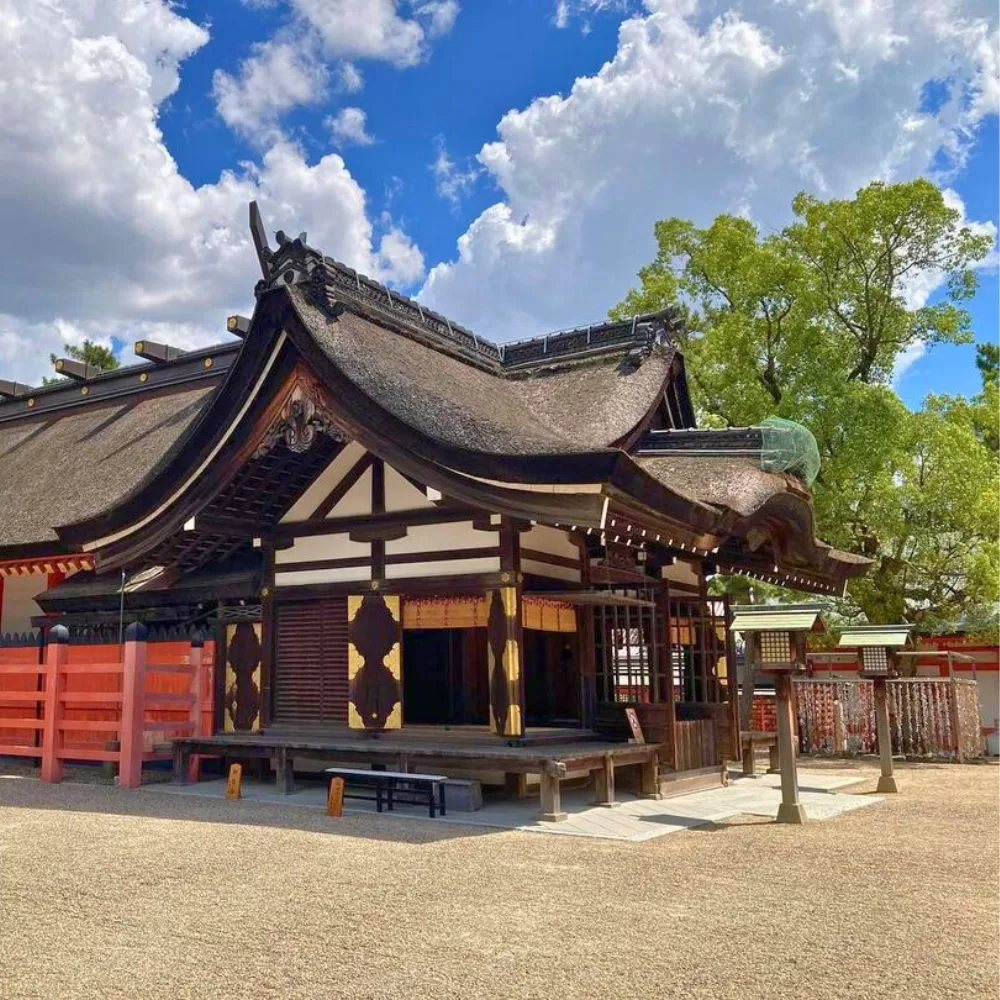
661 559 702 588
275 566 371 587
276 536 370 564
386 521 493 555
521 559 580 583
522 524 579 559
384 466 434 512
0 574 45 634
385 557 501 580
281 442 366 523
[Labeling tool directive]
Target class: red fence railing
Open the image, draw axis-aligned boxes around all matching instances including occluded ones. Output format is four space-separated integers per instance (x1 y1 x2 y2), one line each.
0 624 213 786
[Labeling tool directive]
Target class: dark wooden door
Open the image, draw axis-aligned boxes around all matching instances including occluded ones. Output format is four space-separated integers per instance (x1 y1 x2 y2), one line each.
273 597 348 724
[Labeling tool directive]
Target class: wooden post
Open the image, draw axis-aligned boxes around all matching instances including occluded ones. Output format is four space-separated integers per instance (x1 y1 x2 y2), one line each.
949 677 965 763
118 621 147 789
40 624 69 783
639 756 661 799
327 777 345 817
539 760 567 822
767 742 780 774
872 677 897 793
592 752 618 807
187 632 205 784
833 700 846 753
774 673 806 824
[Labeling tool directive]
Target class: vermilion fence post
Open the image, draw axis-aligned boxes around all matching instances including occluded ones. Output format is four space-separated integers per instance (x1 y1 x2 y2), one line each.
40 625 69 783
118 622 147 789
187 631 205 783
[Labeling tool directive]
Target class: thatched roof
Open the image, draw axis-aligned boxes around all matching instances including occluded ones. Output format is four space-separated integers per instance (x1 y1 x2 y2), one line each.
291 290 674 456
637 454 803 519
0 385 213 551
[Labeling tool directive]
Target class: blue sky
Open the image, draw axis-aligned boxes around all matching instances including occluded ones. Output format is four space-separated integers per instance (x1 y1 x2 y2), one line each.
0 0 996 410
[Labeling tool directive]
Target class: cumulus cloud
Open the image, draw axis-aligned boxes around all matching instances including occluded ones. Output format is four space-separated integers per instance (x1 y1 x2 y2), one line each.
213 38 329 139
0 0 422 386
431 137 481 207
421 0 999 341
214 1 459 142
326 107 376 147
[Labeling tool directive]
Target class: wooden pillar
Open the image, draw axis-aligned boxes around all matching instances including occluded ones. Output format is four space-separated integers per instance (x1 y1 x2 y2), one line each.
187 633 205 784
774 673 806 824
347 592 402 730
486 583 525 738
118 622 148 789
40 624 69 783
873 677 897 793
639 756 661 799
539 760 567 822
592 752 617 807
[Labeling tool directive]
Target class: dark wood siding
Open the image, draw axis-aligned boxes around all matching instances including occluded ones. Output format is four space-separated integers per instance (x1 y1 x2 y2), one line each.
273 598 348 724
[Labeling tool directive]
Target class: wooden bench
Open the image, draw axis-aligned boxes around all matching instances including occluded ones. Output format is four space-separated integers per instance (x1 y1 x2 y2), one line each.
740 731 779 777
325 767 447 818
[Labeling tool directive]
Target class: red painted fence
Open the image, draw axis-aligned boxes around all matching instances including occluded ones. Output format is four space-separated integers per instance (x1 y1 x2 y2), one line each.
0 624 214 786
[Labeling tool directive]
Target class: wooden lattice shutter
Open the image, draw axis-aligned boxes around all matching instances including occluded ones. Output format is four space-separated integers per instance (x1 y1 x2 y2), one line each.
273 598 348 724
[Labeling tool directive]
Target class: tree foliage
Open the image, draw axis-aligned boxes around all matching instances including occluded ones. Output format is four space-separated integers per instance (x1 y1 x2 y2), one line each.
613 179 998 632
42 340 119 385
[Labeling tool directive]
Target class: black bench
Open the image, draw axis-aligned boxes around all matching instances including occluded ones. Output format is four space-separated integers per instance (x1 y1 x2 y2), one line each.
325 767 447 818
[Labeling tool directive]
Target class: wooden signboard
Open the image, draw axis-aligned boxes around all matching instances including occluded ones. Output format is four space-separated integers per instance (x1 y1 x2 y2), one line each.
327 777 345 818
225 763 243 800
625 707 645 744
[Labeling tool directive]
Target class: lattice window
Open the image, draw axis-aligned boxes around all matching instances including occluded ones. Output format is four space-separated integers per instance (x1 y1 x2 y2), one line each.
759 631 792 664
861 647 888 672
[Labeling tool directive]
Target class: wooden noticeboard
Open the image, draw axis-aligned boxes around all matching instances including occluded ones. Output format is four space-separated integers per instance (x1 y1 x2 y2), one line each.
625 707 645 744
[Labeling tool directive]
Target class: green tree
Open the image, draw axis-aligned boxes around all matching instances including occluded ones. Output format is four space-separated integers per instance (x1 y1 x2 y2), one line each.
42 340 119 384
613 179 998 630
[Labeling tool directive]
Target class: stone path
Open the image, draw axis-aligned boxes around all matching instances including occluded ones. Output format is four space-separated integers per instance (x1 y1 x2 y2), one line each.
147 767 880 841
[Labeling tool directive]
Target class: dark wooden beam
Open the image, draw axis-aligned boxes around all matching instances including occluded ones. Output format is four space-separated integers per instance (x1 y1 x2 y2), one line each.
226 315 251 338
371 457 385 580
271 506 474 541
309 451 373 520
190 513 265 538
134 340 183 364
0 380 30 400
53 358 98 381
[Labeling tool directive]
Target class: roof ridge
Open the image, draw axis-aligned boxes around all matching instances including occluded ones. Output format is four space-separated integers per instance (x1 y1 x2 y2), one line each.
260 236 681 375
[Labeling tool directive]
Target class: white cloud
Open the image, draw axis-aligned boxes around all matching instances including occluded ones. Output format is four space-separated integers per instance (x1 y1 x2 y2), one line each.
422 0 999 341
214 1 459 141
415 1 461 38
326 106 376 147
431 137 481 206
0 0 422 386
213 38 329 140
336 61 364 93
554 0 635 30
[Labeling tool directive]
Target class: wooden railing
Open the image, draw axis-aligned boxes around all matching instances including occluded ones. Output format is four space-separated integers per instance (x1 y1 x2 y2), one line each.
0 624 212 786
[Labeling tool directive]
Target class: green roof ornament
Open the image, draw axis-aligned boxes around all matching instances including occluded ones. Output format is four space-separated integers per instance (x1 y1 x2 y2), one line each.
759 417 821 486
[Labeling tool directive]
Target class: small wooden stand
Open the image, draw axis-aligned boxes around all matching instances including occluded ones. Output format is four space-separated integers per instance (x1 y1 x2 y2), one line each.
225 763 243 800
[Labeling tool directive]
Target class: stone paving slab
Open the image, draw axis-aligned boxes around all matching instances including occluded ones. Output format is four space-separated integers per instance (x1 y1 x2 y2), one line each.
145 767 881 842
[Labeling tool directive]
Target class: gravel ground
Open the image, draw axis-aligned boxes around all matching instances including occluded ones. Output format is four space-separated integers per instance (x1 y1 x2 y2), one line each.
0 760 996 1000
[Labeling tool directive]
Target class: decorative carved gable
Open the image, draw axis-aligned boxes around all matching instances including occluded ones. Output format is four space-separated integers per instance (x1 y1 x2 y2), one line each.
253 373 347 460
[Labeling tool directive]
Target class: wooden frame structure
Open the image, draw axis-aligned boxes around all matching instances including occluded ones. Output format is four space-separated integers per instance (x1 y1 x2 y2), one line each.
0 208 872 812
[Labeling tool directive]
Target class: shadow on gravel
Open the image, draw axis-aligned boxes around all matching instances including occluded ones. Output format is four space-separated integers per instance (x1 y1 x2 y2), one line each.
0 767 496 846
